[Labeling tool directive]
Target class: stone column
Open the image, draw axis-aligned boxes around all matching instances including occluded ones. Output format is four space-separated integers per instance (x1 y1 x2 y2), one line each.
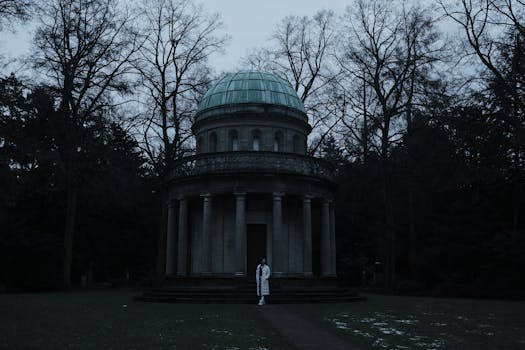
267 216 273 271
272 192 283 276
330 202 337 276
201 193 212 275
234 192 246 276
165 200 176 275
302 196 313 276
177 197 188 276
321 199 331 277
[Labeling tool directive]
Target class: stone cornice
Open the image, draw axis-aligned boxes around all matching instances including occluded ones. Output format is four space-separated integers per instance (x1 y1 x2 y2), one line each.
192 103 311 134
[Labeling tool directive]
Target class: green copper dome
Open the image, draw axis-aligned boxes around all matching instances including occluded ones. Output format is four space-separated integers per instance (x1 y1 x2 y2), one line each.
197 71 306 113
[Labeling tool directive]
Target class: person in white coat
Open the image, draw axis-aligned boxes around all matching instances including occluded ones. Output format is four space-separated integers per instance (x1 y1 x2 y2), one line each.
256 258 270 305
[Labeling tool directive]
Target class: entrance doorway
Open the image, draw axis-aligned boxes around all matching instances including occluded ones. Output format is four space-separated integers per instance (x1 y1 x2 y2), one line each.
247 224 267 278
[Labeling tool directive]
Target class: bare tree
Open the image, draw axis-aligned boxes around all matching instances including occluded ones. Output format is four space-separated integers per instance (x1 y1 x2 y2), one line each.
0 0 32 28
339 0 445 285
440 0 524 97
338 70 377 164
440 0 525 234
243 10 340 154
33 0 140 287
132 0 227 279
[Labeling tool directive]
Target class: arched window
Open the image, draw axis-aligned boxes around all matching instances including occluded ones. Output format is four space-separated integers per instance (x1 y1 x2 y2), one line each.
196 136 204 153
209 132 217 152
293 134 302 153
228 129 239 151
273 131 283 152
252 129 261 151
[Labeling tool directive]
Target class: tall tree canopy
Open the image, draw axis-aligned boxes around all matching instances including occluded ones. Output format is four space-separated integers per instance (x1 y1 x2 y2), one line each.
33 0 141 287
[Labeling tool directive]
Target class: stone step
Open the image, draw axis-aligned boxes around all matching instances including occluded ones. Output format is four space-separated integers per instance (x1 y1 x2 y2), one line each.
137 286 363 304
142 294 356 301
136 295 365 304
146 291 356 297
138 277 362 303
153 286 354 291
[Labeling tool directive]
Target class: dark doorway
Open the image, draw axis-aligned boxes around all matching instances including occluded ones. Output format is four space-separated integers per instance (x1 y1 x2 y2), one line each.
247 224 267 278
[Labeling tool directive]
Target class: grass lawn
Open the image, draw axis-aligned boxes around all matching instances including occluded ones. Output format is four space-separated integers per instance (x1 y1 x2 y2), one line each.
0 289 293 350
287 293 525 349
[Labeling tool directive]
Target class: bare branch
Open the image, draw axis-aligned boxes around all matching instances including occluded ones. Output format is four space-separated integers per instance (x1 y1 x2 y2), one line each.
131 0 228 175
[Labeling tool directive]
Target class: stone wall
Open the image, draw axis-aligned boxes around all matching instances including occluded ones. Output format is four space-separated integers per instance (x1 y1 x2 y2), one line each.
196 122 307 154
188 195 306 275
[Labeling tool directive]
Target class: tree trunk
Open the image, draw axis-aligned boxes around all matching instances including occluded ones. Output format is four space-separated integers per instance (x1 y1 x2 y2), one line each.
382 160 395 289
512 143 520 235
63 158 78 288
406 56 417 279
362 75 368 166
512 130 521 235
385 189 395 288
408 183 417 279
381 115 395 289
155 185 168 285
513 181 520 234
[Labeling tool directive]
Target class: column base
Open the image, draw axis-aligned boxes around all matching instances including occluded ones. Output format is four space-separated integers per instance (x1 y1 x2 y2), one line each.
303 272 314 277
234 272 245 277
200 271 212 276
176 272 187 277
273 272 284 277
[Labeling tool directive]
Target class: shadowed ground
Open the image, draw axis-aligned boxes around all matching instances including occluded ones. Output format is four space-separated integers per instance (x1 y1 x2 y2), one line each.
0 289 293 349
2 290 525 349
288 293 525 349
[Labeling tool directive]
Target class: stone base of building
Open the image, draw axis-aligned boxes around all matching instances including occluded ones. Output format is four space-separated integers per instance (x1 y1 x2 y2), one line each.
136 275 364 304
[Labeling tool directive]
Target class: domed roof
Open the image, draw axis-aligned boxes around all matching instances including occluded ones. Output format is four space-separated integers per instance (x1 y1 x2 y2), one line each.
197 71 306 114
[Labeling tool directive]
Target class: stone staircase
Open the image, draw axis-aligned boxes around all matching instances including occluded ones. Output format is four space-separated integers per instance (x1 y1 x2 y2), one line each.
135 277 365 303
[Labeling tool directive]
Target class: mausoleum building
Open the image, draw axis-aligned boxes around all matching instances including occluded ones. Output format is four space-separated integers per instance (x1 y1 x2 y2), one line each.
165 71 337 280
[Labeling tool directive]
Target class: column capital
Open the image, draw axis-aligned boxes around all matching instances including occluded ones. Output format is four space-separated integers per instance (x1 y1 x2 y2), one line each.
167 199 177 208
234 191 246 197
303 195 314 202
200 193 212 199
176 195 186 201
272 192 284 199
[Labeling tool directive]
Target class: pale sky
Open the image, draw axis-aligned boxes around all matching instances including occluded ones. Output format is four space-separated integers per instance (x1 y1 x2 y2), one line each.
0 0 351 74
0 0 461 79
204 0 350 72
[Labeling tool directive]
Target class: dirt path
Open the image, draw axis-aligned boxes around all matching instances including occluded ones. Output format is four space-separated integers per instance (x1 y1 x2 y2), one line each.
256 304 362 350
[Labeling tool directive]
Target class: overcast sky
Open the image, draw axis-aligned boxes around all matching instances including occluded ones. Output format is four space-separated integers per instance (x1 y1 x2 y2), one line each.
205 0 350 72
0 0 354 74
0 0 461 79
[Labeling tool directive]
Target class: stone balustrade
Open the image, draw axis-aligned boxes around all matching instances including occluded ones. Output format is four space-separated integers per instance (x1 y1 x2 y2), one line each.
169 151 336 181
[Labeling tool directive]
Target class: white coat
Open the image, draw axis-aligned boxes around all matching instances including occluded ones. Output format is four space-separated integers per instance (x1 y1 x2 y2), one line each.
256 264 271 296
